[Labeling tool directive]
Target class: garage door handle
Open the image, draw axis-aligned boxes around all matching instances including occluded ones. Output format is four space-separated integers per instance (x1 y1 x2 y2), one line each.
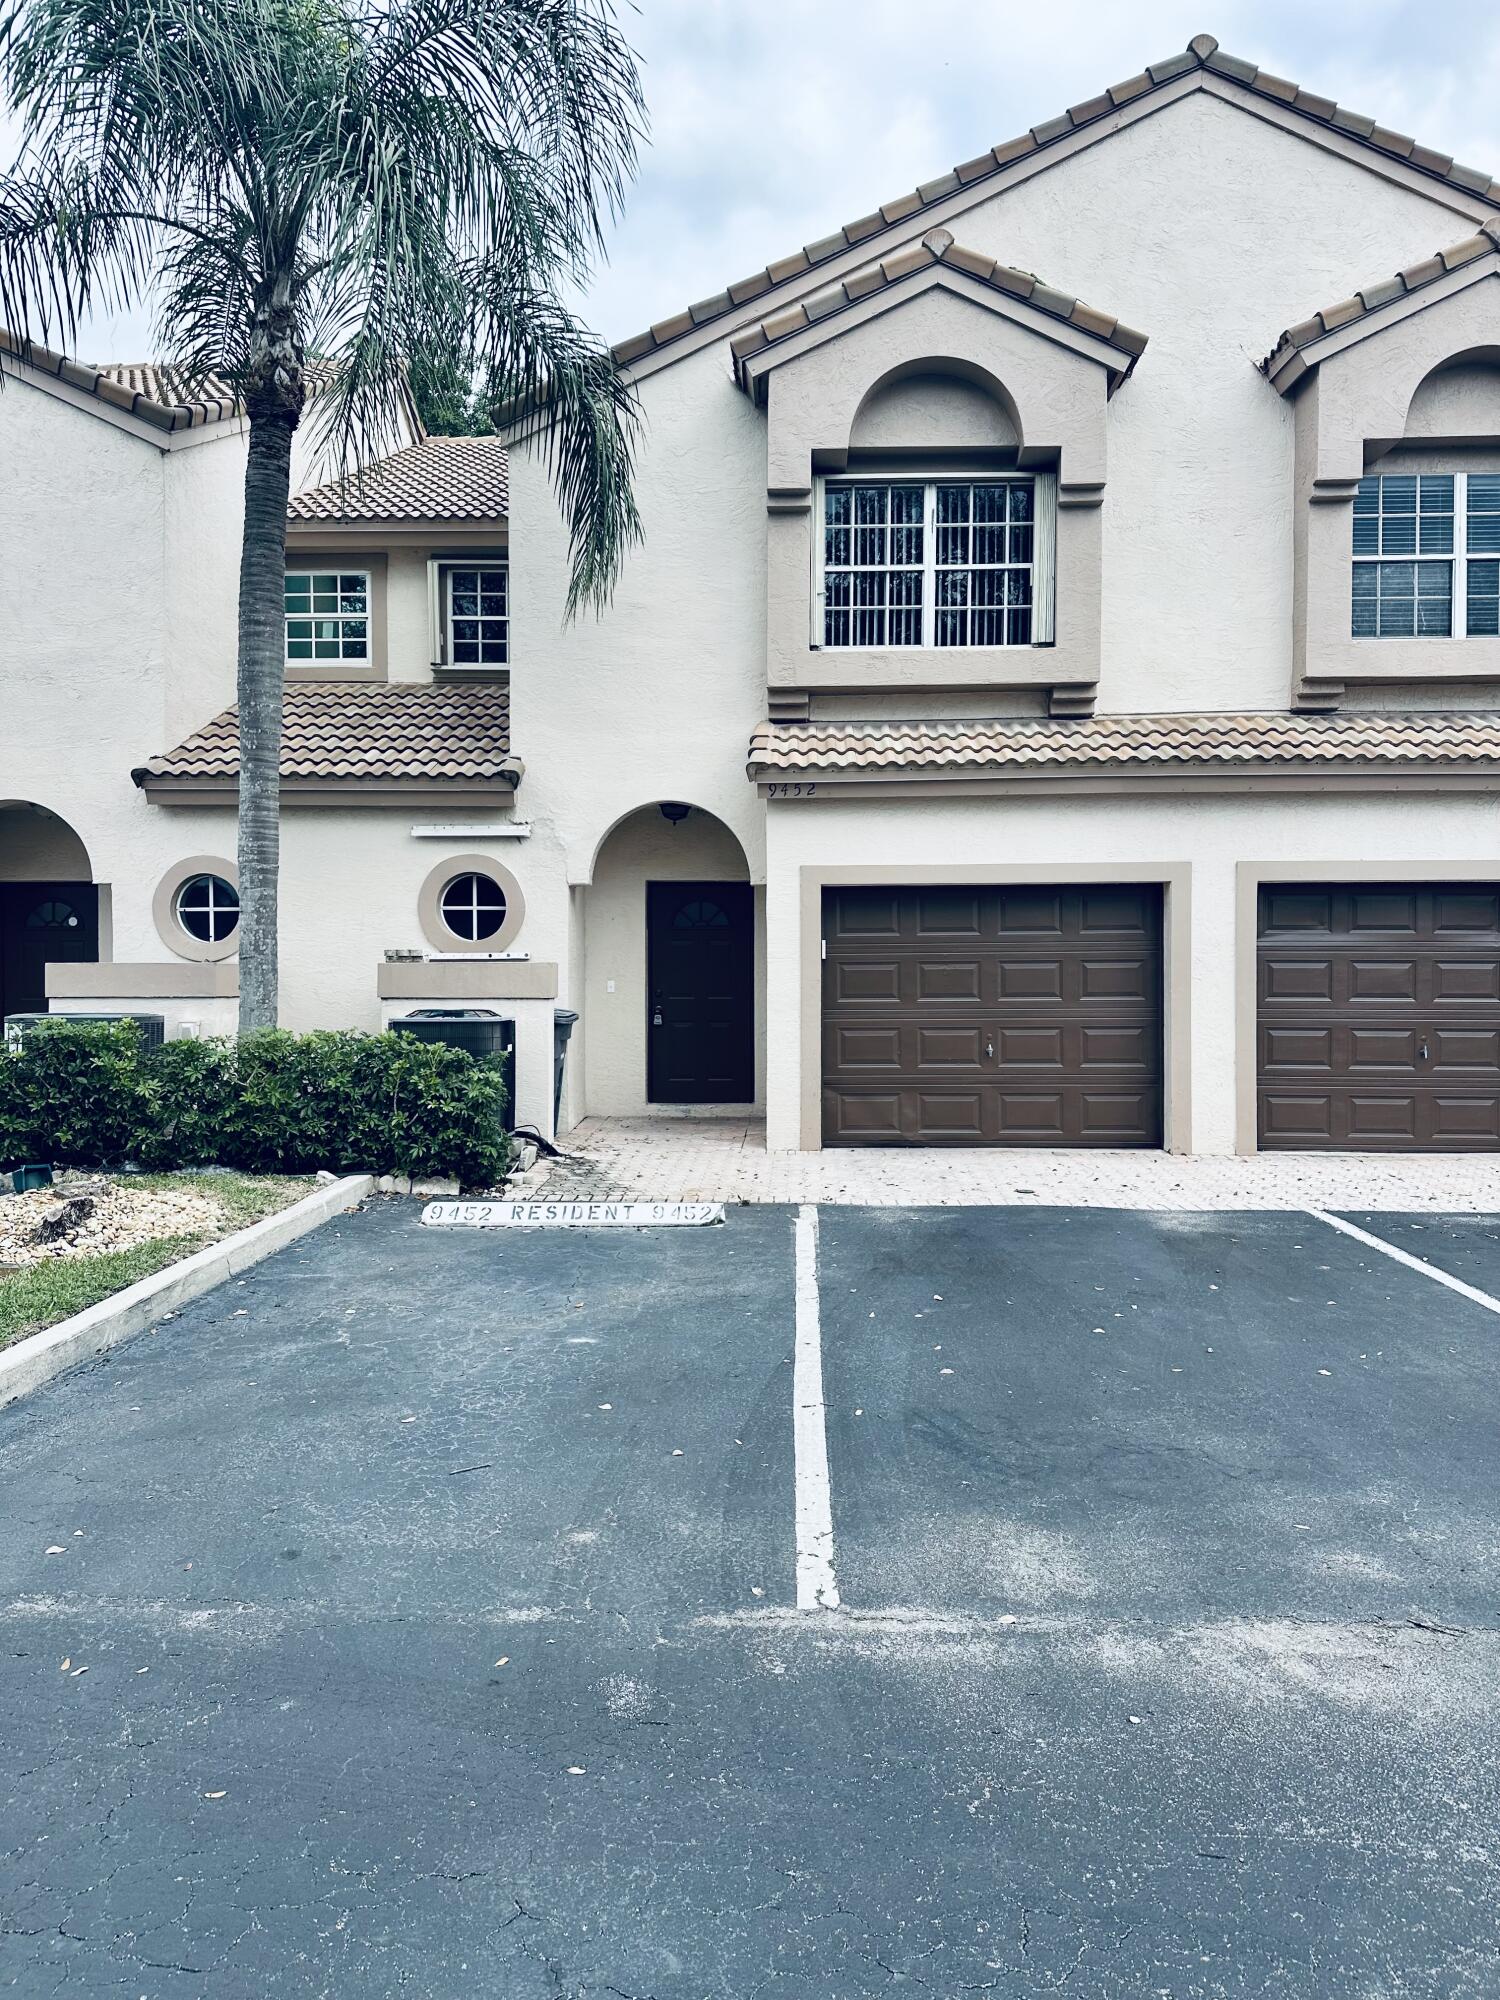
985 1038 995 1060
1418 1040 1430 1063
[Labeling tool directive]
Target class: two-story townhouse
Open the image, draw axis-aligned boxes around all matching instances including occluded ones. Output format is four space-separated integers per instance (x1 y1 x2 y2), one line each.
8 31 1500 1159
504 31 1500 1158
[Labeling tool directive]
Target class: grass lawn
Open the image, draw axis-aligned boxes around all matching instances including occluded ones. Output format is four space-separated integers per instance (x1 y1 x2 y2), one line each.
0 1173 314 1352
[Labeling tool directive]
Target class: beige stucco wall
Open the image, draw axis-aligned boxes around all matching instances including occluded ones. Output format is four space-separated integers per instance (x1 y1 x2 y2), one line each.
762 789 1500 1156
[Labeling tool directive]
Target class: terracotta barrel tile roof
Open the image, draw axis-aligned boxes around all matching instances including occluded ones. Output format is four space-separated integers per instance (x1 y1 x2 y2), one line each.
611 34 1500 373
730 228 1147 385
1263 218 1500 385
1 333 242 431
135 680 515 787
287 435 508 523
747 712 1500 776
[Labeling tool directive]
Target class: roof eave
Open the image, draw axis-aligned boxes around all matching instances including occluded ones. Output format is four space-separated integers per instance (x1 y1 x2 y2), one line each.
135 767 523 809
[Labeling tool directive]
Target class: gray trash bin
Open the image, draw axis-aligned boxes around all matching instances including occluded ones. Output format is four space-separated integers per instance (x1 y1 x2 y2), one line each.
552 1009 579 1132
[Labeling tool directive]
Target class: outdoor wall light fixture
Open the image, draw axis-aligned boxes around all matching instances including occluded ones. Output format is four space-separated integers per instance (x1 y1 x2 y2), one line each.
658 801 691 824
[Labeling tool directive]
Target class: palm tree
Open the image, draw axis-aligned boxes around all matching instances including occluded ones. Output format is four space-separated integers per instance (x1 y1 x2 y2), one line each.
0 0 644 1030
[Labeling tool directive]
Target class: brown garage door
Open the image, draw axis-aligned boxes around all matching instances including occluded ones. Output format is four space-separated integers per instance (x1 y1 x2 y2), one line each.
822 884 1163 1147
1258 882 1500 1151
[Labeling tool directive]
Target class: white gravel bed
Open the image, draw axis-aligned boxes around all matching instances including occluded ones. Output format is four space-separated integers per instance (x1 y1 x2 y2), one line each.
0 1177 225 1270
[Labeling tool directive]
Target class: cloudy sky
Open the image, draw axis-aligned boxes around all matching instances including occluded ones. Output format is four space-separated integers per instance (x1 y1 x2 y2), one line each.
6 0 1500 360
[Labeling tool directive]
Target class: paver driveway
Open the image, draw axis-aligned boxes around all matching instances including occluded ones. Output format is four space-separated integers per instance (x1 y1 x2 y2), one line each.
3 1198 1500 1997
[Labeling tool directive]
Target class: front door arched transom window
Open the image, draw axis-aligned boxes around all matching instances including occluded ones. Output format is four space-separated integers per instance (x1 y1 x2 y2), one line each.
673 898 731 928
26 898 80 930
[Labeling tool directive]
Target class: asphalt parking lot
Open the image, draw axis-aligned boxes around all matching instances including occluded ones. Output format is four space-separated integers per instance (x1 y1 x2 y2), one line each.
3 1198 1500 1997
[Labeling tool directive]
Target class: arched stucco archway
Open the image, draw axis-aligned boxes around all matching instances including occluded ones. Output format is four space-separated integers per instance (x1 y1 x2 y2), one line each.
575 802 763 1122
0 800 102 1024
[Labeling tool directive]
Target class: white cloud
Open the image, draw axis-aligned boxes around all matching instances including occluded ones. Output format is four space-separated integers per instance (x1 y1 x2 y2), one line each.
4 0 1498 359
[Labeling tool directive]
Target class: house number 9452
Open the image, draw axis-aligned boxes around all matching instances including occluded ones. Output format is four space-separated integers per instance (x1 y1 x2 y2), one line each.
765 783 818 799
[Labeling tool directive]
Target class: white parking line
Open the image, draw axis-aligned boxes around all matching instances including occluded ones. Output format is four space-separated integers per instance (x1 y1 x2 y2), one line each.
793 1205 841 1611
1309 1210 1500 1318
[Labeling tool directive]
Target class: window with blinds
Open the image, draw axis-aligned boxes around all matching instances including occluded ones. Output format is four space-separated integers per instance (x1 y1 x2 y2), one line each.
1352 472 1500 639
818 476 1055 649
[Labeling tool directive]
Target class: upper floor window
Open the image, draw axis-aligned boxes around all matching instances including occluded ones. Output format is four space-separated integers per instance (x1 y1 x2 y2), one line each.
447 564 508 666
1352 473 1500 639
285 570 370 664
818 478 1053 649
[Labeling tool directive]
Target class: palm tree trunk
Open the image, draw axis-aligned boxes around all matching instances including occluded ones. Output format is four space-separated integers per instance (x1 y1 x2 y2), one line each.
235 409 295 1032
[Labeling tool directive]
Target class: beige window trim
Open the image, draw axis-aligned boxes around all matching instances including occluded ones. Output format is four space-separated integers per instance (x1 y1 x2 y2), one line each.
285 551 387 682
153 855 240 963
416 852 525 953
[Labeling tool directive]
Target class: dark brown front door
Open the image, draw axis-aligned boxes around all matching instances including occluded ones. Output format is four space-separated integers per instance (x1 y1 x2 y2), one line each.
0 882 99 1027
646 881 755 1103
1258 882 1500 1150
822 884 1163 1147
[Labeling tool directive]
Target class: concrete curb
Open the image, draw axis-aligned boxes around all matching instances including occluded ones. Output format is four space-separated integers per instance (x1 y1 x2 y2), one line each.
0 1173 375 1409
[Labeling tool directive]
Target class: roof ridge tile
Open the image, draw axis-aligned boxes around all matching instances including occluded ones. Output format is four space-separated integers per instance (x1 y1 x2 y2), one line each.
611 35 1500 375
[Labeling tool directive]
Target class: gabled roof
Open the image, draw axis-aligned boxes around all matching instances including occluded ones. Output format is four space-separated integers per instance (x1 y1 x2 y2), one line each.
1263 218 1500 391
287 434 508 524
133 681 520 803
611 33 1500 376
1 332 241 432
730 227 1147 392
747 711 1500 780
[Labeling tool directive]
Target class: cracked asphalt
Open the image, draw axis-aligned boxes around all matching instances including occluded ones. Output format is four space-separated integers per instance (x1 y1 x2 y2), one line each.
3 1198 1500 1997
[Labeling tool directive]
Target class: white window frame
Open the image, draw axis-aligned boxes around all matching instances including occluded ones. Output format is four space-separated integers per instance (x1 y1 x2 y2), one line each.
428 557 510 668
1352 470 1500 640
812 471 1055 650
283 567 372 667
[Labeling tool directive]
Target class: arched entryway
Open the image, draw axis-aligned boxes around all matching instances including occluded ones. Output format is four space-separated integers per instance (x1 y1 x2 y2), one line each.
580 803 760 1117
0 802 99 1025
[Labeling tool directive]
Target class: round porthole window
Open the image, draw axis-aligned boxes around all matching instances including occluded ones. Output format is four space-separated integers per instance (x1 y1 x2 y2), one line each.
439 871 507 942
174 873 240 943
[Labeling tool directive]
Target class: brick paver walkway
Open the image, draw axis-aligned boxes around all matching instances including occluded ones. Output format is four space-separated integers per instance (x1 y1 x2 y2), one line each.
516 1116 1500 1211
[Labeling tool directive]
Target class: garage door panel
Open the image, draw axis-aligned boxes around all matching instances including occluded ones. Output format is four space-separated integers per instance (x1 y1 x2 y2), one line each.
1079 956 1154 1002
831 959 901 1005
1080 1024 1154 1069
826 1024 903 1071
997 1025 1064 1069
1262 1025 1333 1071
1433 1096 1500 1141
997 959 1064 1002
1349 890 1419 932
1349 958 1417 1003
913 1092 986 1139
1434 959 1500 1002
1435 890 1500 932
997 890 1064 934
1080 1092 1158 1140
916 1025 986 1069
1430 1028 1500 1073
1258 880 1500 1152
1261 889 1334 933
914 889 983 935
823 884 1163 1148
1261 957 1333 1004
915 958 983 1002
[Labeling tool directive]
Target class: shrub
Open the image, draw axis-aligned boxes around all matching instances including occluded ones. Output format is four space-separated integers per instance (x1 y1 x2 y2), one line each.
0 1019 149 1168
0 1021 508 1186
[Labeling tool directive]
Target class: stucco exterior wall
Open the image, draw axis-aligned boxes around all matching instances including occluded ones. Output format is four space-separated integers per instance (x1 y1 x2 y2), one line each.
762 790 1500 1156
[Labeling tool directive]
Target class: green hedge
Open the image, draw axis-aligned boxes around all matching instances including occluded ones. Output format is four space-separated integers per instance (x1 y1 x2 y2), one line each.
0 1021 508 1186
